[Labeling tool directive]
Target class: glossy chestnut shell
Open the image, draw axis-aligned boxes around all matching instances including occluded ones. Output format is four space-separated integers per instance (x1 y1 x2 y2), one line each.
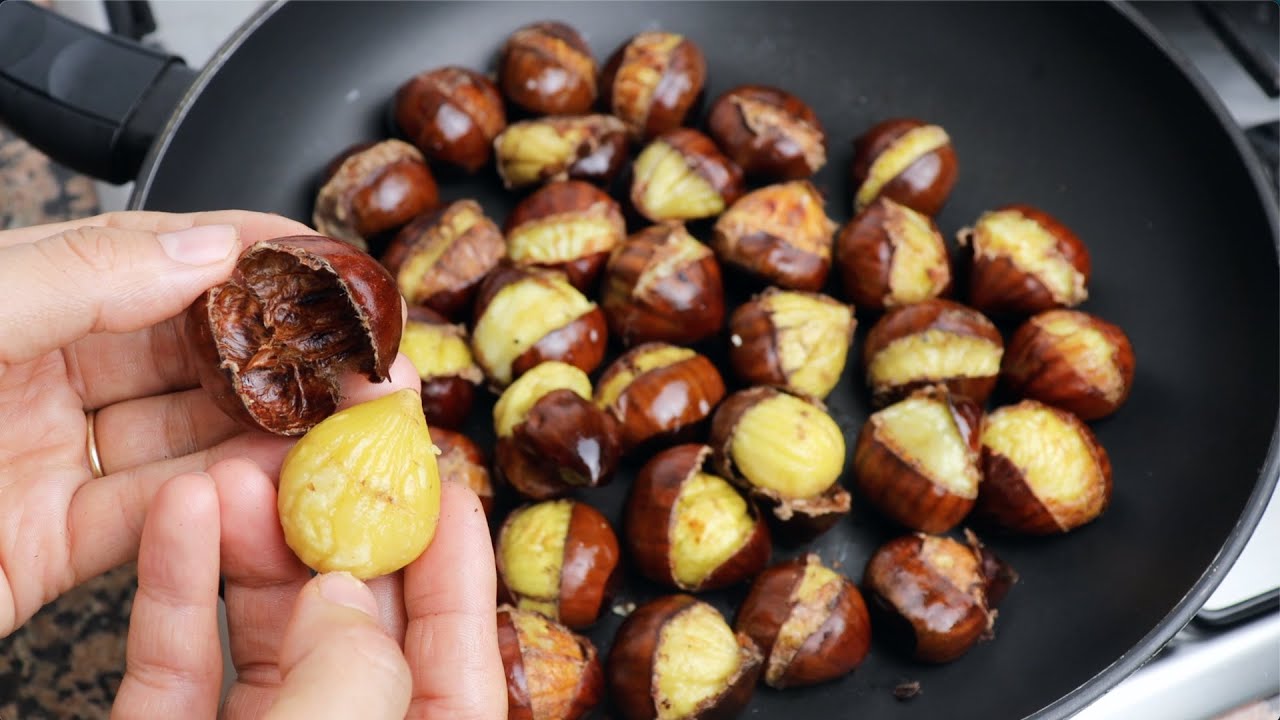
313 140 439 250
595 344 726 452
851 117 958 216
961 204 1092 315
711 180 836 292
498 605 604 720
494 114 629 189
401 306 481 429
629 128 745 223
504 180 626 291
836 196 952 311
1001 309 1136 420
599 31 707 142
395 66 507 173
706 84 827 179
499 21 598 115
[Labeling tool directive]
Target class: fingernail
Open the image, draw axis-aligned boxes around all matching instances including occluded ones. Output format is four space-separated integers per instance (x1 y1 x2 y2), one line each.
157 224 239 265
317 572 378 617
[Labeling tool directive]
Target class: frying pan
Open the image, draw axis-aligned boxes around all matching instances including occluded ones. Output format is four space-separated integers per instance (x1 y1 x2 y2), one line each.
2 2 1277 718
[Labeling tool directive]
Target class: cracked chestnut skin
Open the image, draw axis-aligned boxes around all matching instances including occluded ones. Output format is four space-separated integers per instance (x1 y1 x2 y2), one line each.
504 180 626 291
494 114 629 189
402 307 481 429
497 388 622 501
395 66 507 173
313 140 439 250
187 236 401 436
498 606 604 720
595 344 726 452
430 426 493 516
600 32 707 143
499 21 598 116
851 117 958 216
1002 310 1136 420
836 196 953 311
629 128 745 223
963 204 1092 315
707 85 827 180
711 180 836 292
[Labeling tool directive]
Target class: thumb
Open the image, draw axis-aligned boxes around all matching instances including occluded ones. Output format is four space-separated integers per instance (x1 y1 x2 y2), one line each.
266 572 413 720
0 223 240 365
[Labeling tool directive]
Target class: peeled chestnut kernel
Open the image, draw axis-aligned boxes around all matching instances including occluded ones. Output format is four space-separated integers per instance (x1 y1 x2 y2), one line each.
625 444 770 592
712 180 836 292
608 595 762 720
601 222 725 346
710 387 851 539
380 199 505 320
493 362 621 500
596 344 725 452
863 298 1003 407
395 66 507 173
836 196 952 311
429 426 493 516
495 114 629 189
629 129 745 223
497 500 621 628
728 288 855 401
312 140 439 251
505 180 626 291
707 85 827 180
187 236 401 436
976 400 1113 534
278 389 440 579
399 307 482 429
1002 310 1136 420
851 118 958 216
600 31 706 142
499 605 604 720
472 264 608 388
854 387 982 533
735 554 871 689
959 204 1091 315
499 21 597 116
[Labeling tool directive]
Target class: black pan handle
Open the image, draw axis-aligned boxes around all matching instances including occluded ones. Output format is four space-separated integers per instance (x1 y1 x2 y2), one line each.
0 1 195 184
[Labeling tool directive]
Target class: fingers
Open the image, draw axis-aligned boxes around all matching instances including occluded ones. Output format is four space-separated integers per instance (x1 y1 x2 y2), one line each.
64 314 202 410
403 482 506 720
112 472 222 720
93 388 242 474
265 573 413 720
0 209 313 249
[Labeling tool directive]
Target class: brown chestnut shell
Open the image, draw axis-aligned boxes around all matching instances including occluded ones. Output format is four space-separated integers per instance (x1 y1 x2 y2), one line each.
726 288 855 401
498 606 604 720
599 32 707 143
494 114 629 189
711 180 836 292
961 204 1092 315
706 85 827 180
498 389 622 500
851 118 958 216
402 306 482 429
313 140 439 250
1002 310 1136 420
595 345 726 452
395 66 507 173
430 426 493 516
499 22 598 116
504 180 626 291
836 196 952 311
629 128 746 223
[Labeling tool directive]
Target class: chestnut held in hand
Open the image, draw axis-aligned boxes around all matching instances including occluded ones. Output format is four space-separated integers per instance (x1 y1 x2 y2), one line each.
836 196 952 311
429 426 494 516
499 21 598 116
505 180 626 291
728 288 855 400
497 499 621 628
494 114 629 189
976 400 1113 534
959 204 1091 315
707 84 827 180
596 344 725 452
625 444 770 592
313 139 439 251
381 199 505 320
712 180 836 292
601 222 725 346
863 298 1003 407
630 128 745 223
187 236 401 436
600 31 706 142
395 66 507 173
854 387 983 533
498 605 604 720
399 307 482 429
735 554 871 688
608 595 762 720
851 118 957 216
1002 310 1136 420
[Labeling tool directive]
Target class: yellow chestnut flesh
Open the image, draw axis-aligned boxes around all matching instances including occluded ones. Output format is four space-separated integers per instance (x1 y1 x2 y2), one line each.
730 393 845 499
973 209 1087 306
1034 312 1124 401
507 205 622 264
669 472 756 589
654 602 744 720
501 500 573 618
400 321 477 378
885 200 950 303
396 202 486 304
875 396 978 497
855 124 949 210
868 330 1002 389
767 561 844 685
511 608 591 719
632 140 725 220
473 275 596 387
595 344 696 409
764 290 854 399
982 404 1107 524
494 361 593 438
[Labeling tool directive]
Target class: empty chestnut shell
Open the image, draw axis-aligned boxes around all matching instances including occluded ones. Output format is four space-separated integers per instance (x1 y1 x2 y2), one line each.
712 180 836 291
499 605 604 720
395 66 507 173
959 204 1091 315
735 554 871 688
313 140 439 251
595 343 725 452
728 288 856 400
499 21 597 116
863 298 1004 406
187 236 401 436
430 426 494 516
399 307 482 429
630 128 745 223
706 85 827 180
1002 310 1136 420
600 31 706 143
601 222 725 346
836 196 952 311
494 114 629 189
505 180 626 291
851 118 958 216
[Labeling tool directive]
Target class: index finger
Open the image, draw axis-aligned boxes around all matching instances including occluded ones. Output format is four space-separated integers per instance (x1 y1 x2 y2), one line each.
0 209 313 248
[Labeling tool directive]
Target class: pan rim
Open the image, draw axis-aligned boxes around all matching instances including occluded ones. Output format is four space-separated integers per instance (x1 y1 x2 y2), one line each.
128 2 1280 718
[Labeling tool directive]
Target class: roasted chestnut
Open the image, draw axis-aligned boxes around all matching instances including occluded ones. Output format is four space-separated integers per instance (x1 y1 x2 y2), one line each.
471 264 608 388
395 66 507 173
600 31 706 142
863 298 1003 407
706 84 827 180
625 444 770 592
497 499 620 628
854 387 982 533
607 595 762 720
959 204 1091 315
851 118 957 216
505 180 626 291
728 288 855 400
595 344 725 452
380 199 505 320
494 114 629 189
709 387 851 539
630 128 745 223
187 236 401 436
1002 310 1136 420
313 140 439 251
493 361 621 500
836 196 951 311
976 400 1113 534
429 426 493 516
498 605 604 720
399 307 482 429
735 554 871 688
499 21 597 116
712 180 836 291
601 222 725 346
